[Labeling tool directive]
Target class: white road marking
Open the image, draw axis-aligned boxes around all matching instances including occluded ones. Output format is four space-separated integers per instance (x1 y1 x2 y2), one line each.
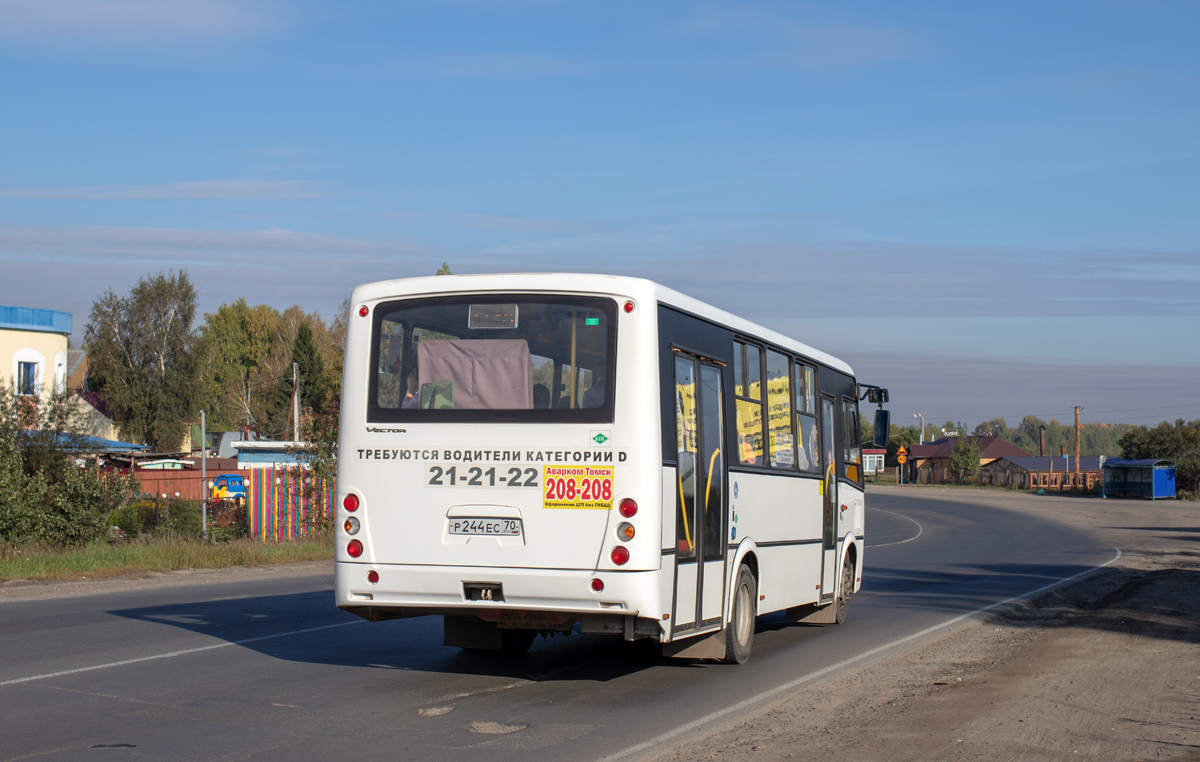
598 547 1123 762
866 507 924 547
0 620 361 687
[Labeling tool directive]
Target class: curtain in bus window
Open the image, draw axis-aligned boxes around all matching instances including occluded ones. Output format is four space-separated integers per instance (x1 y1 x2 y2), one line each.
417 339 532 410
766 350 793 469
675 357 698 558
700 364 724 561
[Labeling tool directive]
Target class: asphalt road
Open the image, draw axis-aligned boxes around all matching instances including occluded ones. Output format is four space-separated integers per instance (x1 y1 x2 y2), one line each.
0 490 1116 762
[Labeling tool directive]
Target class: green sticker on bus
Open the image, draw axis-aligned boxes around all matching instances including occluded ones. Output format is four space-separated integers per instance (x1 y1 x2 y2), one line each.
585 317 599 325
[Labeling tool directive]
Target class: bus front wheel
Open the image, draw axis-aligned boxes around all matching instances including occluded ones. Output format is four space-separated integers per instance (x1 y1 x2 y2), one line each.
722 564 756 664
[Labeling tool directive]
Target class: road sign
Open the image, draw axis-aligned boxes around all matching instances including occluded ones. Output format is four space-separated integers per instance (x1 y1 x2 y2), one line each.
897 445 908 456
897 454 907 464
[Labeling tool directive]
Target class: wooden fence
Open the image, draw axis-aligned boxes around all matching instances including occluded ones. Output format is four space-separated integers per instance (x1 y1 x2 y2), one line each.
247 466 335 541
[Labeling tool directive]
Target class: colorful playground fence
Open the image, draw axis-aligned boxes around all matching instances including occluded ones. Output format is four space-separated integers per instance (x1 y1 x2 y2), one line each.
247 466 335 541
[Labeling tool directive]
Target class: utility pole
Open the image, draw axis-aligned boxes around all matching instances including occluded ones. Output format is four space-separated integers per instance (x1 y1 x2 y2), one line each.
1074 406 1083 480
200 409 207 541
914 412 925 445
292 362 301 441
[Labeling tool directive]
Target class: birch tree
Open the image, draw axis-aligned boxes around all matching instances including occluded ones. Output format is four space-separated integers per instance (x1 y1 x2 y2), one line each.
84 270 201 450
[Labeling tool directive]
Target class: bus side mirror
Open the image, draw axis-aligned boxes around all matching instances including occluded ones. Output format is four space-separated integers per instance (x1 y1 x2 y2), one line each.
866 388 889 404
873 409 890 448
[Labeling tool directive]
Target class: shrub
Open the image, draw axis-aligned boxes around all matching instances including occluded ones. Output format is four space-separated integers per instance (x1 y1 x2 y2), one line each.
0 384 140 548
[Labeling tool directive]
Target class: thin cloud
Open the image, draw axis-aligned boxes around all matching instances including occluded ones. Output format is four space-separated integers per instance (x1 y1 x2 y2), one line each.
846 350 1200 427
677 6 927 70
388 210 590 234
475 229 1200 318
0 0 278 43
0 180 329 200
391 53 595 79
0 224 423 264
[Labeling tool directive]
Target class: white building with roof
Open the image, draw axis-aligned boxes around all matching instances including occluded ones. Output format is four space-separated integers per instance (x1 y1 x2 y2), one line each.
0 305 72 415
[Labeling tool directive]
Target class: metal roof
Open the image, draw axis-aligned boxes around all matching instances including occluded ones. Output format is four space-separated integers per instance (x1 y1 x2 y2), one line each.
996 456 1104 471
1103 458 1174 469
0 305 72 335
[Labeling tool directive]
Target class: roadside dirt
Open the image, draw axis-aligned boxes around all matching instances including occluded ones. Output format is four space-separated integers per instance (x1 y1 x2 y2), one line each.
0 559 332 602
655 487 1200 762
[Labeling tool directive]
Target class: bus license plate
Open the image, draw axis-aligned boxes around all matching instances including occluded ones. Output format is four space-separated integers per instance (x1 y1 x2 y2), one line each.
448 518 523 537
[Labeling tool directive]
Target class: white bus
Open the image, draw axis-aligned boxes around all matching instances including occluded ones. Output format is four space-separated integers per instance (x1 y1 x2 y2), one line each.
335 274 889 663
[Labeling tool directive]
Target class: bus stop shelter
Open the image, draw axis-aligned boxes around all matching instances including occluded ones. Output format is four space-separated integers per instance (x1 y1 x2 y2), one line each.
1103 458 1176 499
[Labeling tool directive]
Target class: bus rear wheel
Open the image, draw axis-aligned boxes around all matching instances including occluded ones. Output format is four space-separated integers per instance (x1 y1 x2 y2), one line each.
722 564 756 664
835 557 854 625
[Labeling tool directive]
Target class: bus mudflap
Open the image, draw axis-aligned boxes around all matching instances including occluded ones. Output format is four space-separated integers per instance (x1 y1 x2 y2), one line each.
785 602 837 624
662 629 726 659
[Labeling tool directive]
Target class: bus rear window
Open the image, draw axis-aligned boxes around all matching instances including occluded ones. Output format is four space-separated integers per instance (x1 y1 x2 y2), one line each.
368 295 616 423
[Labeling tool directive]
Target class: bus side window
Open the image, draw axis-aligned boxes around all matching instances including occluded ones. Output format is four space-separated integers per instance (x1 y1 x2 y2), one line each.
766 349 794 469
843 398 862 481
794 363 819 472
733 341 763 465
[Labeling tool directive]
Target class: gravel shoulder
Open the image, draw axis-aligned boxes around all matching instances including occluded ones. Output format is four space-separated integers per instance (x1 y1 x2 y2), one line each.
653 486 1200 762
0 559 332 602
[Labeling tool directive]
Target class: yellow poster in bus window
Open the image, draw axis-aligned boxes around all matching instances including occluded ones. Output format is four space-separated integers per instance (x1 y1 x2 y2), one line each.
543 465 614 509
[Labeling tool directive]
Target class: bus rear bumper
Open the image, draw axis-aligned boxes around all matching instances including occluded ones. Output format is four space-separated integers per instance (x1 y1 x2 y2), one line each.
335 561 657 620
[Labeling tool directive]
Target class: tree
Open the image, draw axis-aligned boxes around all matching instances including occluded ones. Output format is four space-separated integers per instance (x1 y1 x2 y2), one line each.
198 299 281 429
1119 419 1200 496
435 262 453 275
974 418 1008 439
262 308 337 439
291 324 326 414
85 270 201 450
326 297 349 406
949 437 981 485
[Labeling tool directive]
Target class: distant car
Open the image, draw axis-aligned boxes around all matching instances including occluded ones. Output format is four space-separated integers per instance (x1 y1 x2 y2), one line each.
211 474 247 503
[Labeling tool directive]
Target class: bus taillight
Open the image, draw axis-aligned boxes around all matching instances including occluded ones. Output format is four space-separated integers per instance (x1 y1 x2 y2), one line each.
347 540 363 558
367 570 379 584
618 498 637 517
617 522 635 541
343 494 359 512
590 578 604 592
611 546 629 565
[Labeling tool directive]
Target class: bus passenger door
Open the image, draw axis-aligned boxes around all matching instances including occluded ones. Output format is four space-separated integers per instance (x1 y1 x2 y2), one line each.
671 354 728 636
820 396 837 602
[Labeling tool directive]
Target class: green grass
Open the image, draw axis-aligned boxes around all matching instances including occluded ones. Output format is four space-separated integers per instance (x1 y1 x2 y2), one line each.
0 535 333 582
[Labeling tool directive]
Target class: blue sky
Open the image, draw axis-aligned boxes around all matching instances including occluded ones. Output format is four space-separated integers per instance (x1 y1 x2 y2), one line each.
2 1 1198 429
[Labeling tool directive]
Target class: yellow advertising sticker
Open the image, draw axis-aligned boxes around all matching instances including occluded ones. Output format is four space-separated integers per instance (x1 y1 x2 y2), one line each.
543 465 614 510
